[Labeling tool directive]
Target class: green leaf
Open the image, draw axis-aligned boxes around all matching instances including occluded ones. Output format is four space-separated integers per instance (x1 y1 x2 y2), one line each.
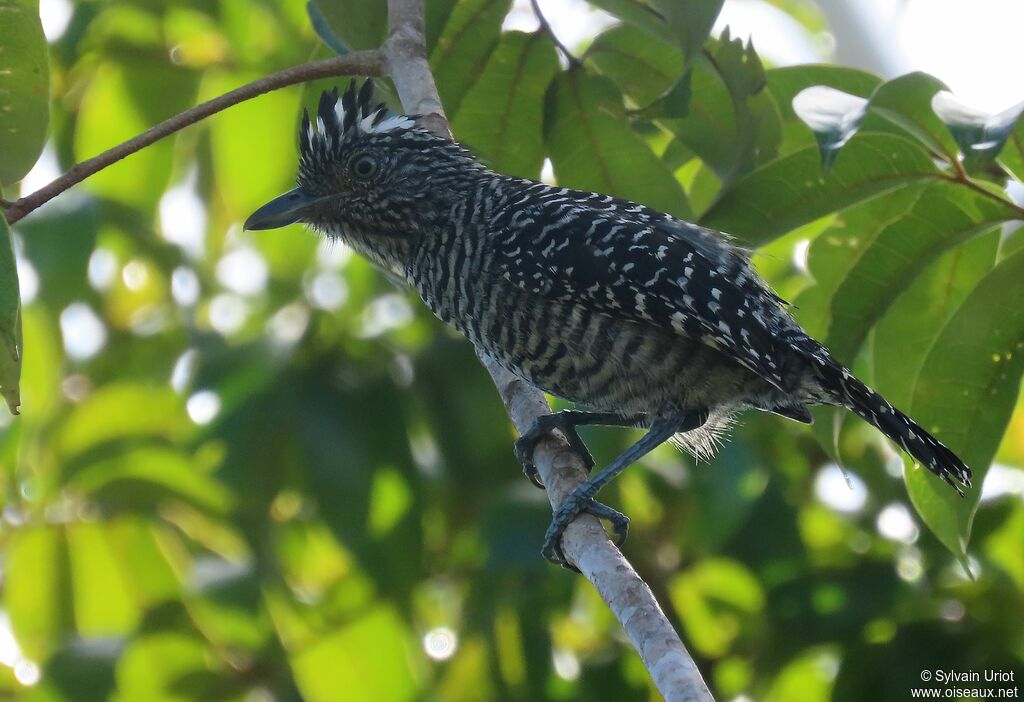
819 180 1020 363
682 440 769 553
32 640 119 702
14 198 97 310
798 215 1003 474
766 648 837 702
285 606 419 702
792 73 961 170
639 70 693 120
590 0 726 65
792 86 868 171
586 0 676 44
425 0 458 51
932 92 1024 171
74 62 197 208
765 65 880 156
57 383 191 458
431 0 512 117
668 557 765 657
70 446 233 515
657 57 736 170
3 526 73 661
102 516 182 606
114 633 220 701
904 247 1024 559
660 29 777 185
0 215 21 414
185 558 269 652
546 71 691 219
0 0 50 186
585 24 683 106
873 231 1001 410
999 118 1024 183
654 0 725 64
18 304 58 422
452 31 559 179
206 71 300 218
701 134 939 245
66 522 141 635
866 72 960 164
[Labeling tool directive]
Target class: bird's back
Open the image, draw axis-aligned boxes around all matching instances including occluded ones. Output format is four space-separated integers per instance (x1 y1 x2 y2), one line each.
409 176 796 419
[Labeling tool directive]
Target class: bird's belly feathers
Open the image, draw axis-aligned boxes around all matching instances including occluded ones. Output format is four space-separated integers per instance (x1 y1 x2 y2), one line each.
415 271 767 416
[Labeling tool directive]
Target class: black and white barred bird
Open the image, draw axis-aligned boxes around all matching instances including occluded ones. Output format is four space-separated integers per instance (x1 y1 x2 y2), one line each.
246 80 971 568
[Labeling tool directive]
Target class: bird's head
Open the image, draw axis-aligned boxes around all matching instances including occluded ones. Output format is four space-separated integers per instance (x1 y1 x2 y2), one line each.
244 80 478 271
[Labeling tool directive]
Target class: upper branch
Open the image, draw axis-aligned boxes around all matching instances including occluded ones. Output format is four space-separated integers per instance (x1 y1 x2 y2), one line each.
384 0 450 138
1 50 385 225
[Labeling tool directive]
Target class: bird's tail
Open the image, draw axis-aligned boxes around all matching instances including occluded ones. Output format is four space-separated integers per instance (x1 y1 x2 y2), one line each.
811 355 972 496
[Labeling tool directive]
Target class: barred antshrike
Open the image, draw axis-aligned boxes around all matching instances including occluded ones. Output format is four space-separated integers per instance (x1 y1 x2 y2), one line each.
246 81 971 568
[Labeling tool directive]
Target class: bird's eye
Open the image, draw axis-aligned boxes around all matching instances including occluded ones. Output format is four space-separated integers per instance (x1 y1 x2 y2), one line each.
352 154 378 180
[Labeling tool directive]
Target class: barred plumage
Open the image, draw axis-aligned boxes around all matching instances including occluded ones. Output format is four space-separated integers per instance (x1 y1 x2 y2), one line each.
245 81 971 565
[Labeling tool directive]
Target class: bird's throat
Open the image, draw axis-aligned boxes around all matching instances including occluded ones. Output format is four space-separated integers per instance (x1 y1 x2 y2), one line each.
321 222 415 280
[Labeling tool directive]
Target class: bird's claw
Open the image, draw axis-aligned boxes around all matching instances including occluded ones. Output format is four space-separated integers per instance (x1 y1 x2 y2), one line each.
541 489 630 571
514 415 596 491
561 428 596 473
513 436 547 488
522 462 546 489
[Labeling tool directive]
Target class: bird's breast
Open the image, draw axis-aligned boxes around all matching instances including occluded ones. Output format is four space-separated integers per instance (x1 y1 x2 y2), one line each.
410 239 770 414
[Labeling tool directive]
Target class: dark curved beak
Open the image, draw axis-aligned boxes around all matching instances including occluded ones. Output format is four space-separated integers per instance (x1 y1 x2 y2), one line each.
243 188 315 230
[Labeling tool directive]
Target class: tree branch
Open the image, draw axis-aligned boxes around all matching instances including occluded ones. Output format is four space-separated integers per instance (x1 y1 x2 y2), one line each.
1 50 385 225
384 1 713 700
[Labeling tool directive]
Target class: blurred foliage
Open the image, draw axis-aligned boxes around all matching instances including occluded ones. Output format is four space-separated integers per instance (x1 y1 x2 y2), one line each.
0 1 1022 701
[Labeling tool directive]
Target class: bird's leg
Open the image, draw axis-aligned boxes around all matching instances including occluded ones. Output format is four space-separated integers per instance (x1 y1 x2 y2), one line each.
514 410 643 488
542 409 709 569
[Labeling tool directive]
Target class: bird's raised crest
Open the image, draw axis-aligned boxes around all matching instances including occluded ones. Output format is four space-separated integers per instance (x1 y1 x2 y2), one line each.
299 80 415 157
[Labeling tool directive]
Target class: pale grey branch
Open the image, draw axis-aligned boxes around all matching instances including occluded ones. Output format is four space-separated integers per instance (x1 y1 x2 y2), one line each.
383 1 713 700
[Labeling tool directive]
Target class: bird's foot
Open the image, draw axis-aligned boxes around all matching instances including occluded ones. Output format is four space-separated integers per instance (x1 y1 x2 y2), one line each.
541 487 629 571
514 413 596 489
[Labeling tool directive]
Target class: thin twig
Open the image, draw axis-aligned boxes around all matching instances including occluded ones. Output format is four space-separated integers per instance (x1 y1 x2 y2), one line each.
530 0 581 67
1 50 385 225
385 1 712 700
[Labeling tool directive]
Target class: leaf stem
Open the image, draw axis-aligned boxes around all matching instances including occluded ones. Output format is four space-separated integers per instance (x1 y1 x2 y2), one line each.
530 0 580 68
0 50 385 225
939 171 1024 220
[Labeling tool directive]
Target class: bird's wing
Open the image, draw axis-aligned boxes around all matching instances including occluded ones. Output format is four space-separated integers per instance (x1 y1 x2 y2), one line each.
490 195 802 391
